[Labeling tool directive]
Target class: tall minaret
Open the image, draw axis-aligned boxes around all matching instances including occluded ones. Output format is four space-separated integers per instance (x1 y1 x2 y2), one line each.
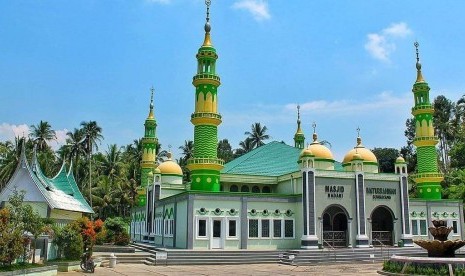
411 42 443 199
294 105 305 149
138 87 158 206
187 0 224 191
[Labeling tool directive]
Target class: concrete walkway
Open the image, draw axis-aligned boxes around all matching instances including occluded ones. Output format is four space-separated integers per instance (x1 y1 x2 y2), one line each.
59 262 383 275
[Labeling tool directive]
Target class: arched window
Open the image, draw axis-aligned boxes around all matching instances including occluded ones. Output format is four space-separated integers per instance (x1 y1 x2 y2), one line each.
230 185 238 192
262 186 271 193
402 167 406 173
241 186 250 192
252 186 260 193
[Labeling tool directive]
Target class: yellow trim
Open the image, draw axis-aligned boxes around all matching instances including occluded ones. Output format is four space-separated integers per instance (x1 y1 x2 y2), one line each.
193 78 220 87
191 117 221 126
413 139 438 147
187 163 224 171
412 108 434 116
414 176 444 184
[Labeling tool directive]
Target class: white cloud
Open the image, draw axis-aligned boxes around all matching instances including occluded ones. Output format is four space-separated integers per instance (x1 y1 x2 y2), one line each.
232 0 271 21
0 123 68 150
0 123 30 141
146 0 171 4
50 129 69 150
365 22 412 62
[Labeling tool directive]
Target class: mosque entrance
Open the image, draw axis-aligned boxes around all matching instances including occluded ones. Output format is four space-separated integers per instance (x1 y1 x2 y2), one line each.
371 206 394 246
322 205 348 247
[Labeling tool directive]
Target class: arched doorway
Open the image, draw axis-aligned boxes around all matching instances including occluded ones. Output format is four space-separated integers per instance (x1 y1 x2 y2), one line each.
371 206 394 246
322 205 349 247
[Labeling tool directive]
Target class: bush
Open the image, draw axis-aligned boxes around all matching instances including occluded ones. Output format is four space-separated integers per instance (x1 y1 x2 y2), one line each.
54 225 84 260
104 217 128 244
114 232 130 246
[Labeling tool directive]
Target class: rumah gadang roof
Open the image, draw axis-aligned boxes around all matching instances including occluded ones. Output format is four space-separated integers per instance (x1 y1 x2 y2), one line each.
0 145 93 214
221 141 343 177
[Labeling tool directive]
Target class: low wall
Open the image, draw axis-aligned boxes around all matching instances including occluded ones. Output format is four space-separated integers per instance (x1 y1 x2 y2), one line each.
0 265 58 276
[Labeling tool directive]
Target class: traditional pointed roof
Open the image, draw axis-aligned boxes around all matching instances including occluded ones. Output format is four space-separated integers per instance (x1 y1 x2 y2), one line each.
0 145 93 214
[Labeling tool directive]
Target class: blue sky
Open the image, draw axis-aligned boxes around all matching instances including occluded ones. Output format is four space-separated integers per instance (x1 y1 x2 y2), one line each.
1 0 464 161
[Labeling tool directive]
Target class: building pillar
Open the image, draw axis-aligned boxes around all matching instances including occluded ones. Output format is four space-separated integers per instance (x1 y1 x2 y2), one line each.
347 218 353 248
301 169 318 249
355 172 369 247
399 176 414 246
393 218 398 246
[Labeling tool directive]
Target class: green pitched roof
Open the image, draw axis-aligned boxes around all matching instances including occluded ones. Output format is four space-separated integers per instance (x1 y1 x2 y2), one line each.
222 141 301 177
221 141 344 177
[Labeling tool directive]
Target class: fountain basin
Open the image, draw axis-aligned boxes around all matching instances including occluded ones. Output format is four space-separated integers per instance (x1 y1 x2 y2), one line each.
414 239 465 257
379 255 465 275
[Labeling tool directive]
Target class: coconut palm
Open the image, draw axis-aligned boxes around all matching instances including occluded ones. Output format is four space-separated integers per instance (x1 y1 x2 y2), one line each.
30 121 56 151
245 122 270 149
234 137 254 158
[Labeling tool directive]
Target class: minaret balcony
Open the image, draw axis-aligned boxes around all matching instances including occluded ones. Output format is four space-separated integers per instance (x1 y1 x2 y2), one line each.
412 104 433 116
413 172 444 184
193 73 221 86
187 157 224 171
191 112 222 126
413 136 438 146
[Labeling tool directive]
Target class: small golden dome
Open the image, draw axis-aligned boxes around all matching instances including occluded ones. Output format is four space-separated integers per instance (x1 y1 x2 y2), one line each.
396 156 406 163
300 148 314 158
158 153 183 176
306 130 334 160
153 167 161 174
148 171 154 177
343 136 377 164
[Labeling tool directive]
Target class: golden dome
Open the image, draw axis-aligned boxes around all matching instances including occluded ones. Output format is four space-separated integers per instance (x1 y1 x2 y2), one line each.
300 147 314 158
353 152 363 160
158 152 183 176
343 136 378 164
396 156 406 163
307 131 334 160
153 167 161 174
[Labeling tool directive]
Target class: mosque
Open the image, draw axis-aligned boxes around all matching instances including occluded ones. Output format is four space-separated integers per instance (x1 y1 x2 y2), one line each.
130 2 464 249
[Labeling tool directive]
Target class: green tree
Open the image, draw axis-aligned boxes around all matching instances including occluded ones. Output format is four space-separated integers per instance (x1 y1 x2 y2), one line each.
217 139 233 163
22 206 44 264
372 148 400 173
179 140 194 183
433 95 454 172
30 120 56 151
245 122 270 149
234 137 254 158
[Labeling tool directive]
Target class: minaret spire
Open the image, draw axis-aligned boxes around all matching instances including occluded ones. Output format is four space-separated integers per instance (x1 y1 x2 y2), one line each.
202 0 213 46
148 86 155 119
411 42 443 199
414 41 425 83
294 105 305 149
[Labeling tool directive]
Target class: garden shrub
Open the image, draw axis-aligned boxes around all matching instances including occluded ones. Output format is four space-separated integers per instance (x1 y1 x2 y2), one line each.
54 225 84 260
104 217 128 244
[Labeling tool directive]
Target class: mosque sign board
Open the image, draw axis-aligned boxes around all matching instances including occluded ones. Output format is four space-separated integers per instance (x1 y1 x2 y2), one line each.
325 185 345 199
366 187 397 200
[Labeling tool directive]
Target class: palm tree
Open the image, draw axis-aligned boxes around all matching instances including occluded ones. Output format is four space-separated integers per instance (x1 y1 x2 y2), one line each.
123 139 142 181
30 121 56 151
179 140 194 159
245 122 270 149
100 144 123 185
80 120 103 216
218 139 233 162
0 138 23 190
234 137 254 158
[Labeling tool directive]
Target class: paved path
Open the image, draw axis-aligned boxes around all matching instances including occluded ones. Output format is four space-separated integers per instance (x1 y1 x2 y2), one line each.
59 262 383 275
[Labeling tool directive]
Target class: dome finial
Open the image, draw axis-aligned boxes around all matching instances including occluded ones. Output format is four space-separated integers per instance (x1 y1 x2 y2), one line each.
414 41 425 83
148 86 155 119
312 122 318 142
297 104 301 123
202 0 213 46
356 126 362 146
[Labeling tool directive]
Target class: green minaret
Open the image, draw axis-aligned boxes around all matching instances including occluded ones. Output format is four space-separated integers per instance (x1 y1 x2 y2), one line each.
411 42 443 199
294 105 305 149
137 87 158 206
187 0 224 191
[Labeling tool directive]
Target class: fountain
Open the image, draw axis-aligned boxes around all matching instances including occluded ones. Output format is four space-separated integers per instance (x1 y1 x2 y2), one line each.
414 220 465 257
379 220 465 275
